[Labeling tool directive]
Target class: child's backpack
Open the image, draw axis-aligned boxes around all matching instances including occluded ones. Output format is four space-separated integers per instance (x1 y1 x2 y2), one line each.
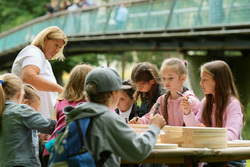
48 117 110 167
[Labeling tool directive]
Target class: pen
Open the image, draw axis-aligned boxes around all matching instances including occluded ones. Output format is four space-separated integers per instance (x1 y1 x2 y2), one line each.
136 116 139 121
177 91 192 103
153 103 160 115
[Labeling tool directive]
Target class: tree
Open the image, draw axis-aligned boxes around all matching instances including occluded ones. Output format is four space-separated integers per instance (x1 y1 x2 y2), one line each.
51 53 101 85
0 0 48 32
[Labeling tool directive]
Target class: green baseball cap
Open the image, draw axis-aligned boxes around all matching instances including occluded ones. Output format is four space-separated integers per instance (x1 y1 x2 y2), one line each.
85 67 129 93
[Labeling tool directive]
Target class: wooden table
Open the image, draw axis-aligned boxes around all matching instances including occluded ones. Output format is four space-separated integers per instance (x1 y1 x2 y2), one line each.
121 147 250 166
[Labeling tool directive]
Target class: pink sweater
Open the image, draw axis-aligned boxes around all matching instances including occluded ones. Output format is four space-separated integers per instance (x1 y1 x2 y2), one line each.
43 99 86 157
139 91 200 126
183 97 243 141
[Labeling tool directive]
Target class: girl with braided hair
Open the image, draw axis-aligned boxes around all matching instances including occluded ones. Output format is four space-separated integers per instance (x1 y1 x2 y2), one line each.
131 58 200 126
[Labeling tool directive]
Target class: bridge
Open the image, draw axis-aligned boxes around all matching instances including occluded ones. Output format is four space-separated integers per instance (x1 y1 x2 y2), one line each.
0 0 250 70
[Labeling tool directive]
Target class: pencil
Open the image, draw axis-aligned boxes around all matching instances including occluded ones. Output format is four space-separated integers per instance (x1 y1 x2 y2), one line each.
153 103 160 115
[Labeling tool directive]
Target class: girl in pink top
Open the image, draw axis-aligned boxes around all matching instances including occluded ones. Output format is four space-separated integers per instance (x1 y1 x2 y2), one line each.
42 64 93 166
181 60 245 167
130 58 200 126
181 60 244 140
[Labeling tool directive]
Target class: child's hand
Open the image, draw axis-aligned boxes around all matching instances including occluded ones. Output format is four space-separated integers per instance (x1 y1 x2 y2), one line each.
44 134 51 140
196 123 205 127
149 114 166 129
38 133 51 141
128 117 140 124
48 117 56 120
38 133 45 141
180 97 191 115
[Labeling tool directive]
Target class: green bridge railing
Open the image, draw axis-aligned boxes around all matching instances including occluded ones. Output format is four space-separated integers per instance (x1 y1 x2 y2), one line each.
0 0 250 55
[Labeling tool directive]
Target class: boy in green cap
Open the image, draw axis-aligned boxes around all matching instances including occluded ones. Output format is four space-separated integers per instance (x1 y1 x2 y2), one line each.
55 67 166 166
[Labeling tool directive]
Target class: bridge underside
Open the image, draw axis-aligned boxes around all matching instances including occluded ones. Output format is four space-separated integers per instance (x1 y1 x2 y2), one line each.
1 29 250 70
66 32 250 54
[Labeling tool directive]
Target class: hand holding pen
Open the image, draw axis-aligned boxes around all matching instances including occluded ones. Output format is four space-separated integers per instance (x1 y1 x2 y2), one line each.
153 103 160 115
178 91 192 115
129 103 160 124
177 91 192 103
150 103 166 128
128 116 140 124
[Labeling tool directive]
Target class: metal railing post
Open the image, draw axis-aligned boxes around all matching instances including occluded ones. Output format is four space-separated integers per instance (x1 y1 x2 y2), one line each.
165 0 176 30
226 0 235 23
103 6 113 34
142 0 154 30
193 0 205 26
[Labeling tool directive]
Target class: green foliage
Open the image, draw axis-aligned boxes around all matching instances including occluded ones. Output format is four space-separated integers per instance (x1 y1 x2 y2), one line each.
51 53 101 73
103 52 134 67
136 51 165 69
242 103 250 140
0 0 48 32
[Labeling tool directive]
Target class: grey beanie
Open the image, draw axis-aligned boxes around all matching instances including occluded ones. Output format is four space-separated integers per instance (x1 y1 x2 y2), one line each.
85 67 122 93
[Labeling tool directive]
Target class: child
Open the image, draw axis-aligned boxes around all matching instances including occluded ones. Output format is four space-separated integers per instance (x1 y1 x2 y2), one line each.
0 73 56 167
50 67 166 166
22 84 51 141
181 60 245 166
130 58 200 126
22 84 50 167
115 80 140 123
23 84 41 111
43 64 93 166
131 62 165 117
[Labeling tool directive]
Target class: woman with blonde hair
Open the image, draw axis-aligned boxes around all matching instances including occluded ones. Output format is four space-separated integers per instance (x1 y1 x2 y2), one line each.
12 26 68 118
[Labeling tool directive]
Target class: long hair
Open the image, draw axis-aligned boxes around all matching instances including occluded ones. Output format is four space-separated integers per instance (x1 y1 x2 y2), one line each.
160 58 188 124
131 62 161 109
31 26 67 61
58 64 93 102
201 60 244 127
0 74 22 125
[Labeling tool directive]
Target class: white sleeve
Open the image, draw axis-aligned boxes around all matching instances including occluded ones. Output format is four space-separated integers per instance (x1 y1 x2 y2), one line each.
21 47 44 70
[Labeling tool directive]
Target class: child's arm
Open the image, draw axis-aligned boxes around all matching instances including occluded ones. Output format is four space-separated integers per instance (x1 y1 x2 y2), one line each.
139 96 164 124
224 99 243 141
181 97 203 126
106 114 165 162
21 105 56 134
188 95 200 115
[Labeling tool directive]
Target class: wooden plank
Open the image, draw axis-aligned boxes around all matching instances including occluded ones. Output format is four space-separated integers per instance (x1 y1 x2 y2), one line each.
154 143 178 149
227 140 250 147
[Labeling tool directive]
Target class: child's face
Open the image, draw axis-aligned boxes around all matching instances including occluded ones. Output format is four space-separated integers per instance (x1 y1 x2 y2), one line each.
200 71 215 96
161 67 185 92
117 90 135 112
133 80 154 93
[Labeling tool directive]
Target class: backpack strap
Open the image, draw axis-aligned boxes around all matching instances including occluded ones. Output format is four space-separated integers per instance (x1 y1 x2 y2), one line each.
75 119 111 166
75 119 88 154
